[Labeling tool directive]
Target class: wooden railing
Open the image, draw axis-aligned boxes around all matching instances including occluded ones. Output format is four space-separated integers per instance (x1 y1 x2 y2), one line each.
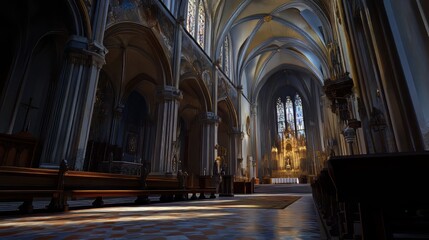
0 132 37 168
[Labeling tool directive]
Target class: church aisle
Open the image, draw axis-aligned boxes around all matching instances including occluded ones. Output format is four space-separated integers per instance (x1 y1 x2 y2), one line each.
0 185 323 240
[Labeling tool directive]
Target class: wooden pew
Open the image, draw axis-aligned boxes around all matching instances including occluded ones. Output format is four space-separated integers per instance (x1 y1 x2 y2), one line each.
1 161 217 212
322 152 429 239
0 161 68 212
311 168 340 236
64 172 216 205
184 174 218 200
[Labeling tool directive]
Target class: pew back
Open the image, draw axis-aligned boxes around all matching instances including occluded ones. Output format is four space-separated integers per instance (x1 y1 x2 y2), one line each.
327 152 429 204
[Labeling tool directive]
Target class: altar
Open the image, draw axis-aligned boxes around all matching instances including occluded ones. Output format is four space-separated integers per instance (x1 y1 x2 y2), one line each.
269 177 300 184
269 124 307 180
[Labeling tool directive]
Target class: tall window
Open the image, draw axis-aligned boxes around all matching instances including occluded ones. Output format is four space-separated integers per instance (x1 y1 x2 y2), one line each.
186 0 206 49
285 96 295 132
220 35 230 77
276 94 306 139
295 94 305 138
197 1 205 47
186 0 196 37
276 98 286 138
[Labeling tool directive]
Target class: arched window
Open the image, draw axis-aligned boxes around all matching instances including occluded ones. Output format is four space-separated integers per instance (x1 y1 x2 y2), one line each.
220 35 231 77
197 1 205 47
220 41 223 66
285 96 295 132
186 0 206 49
186 0 196 37
276 98 286 138
275 94 306 139
295 94 305 138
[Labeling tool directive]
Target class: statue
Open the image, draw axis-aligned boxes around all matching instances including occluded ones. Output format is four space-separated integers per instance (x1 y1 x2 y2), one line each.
328 42 343 79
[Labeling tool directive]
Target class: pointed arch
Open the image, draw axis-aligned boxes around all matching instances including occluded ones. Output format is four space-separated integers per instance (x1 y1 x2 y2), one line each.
104 22 173 86
74 0 92 37
218 97 239 129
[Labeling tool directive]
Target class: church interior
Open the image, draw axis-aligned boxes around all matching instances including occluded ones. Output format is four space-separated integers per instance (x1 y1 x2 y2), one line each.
1 0 429 239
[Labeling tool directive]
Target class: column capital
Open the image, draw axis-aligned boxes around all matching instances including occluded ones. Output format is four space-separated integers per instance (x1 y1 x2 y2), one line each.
230 127 243 135
200 112 221 124
66 35 106 68
156 85 183 101
114 105 125 118
230 127 241 134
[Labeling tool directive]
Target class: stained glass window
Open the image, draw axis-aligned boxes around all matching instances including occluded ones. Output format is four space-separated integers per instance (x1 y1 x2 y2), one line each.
223 36 230 76
220 44 224 67
276 94 306 140
285 96 295 132
197 0 205 47
295 94 305 138
186 0 196 37
276 98 286 138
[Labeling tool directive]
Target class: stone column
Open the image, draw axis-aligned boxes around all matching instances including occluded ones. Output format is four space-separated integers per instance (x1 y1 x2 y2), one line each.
73 0 110 169
92 0 110 43
173 18 183 89
200 112 220 176
40 36 106 169
250 104 259 181
236 85 244 178
213 66 219 162
152 86 182 175
40 0 109 169
229 127 242 176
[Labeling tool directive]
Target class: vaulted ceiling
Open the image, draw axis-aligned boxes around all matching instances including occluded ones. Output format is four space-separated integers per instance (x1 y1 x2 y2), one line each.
204 0 333 100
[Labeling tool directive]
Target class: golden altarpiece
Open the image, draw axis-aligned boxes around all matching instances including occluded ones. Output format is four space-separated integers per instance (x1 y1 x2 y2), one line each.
270 125 307 178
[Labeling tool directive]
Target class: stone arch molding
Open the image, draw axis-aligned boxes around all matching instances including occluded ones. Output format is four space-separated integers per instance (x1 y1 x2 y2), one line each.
104 22 173 87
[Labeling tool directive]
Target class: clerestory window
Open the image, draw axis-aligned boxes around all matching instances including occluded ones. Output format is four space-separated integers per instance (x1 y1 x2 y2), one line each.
186 0 206 49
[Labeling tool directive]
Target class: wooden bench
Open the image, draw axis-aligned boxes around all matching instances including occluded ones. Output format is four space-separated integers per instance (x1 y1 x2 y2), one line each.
63 169 203 205
0 161 67 212
313 152 429 239
311 168 340 236
1 161 218 212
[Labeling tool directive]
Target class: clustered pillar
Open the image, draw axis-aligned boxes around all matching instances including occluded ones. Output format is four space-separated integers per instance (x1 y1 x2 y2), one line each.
199 112 220 176
152 86 182 174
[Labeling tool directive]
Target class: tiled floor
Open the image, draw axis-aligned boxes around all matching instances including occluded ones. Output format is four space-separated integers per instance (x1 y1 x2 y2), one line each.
0 184 325 239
